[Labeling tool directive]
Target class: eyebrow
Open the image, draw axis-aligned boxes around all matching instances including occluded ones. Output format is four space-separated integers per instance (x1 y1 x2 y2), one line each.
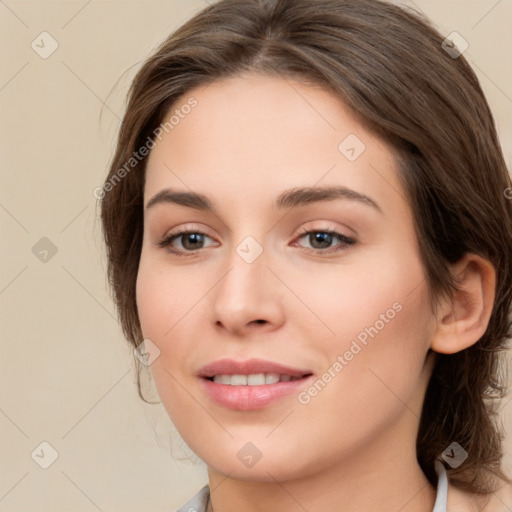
145 185 382 214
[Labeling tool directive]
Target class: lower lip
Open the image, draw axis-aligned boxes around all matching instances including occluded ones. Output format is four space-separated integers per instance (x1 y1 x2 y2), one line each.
199 376 314 410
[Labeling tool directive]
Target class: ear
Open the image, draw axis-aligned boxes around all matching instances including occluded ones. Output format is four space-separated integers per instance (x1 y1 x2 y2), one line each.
430 253 496 354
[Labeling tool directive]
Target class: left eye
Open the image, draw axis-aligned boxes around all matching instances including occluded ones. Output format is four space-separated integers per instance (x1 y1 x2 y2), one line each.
294 229 356 252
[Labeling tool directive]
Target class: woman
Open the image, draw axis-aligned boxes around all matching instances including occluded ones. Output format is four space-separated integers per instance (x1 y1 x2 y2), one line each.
99 0 512 510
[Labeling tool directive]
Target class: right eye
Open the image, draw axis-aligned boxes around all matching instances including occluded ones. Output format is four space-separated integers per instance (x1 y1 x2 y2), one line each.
156 230 218 256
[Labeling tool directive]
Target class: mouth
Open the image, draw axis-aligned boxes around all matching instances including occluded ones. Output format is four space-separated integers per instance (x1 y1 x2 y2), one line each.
204 373 309 385
197 358 314 410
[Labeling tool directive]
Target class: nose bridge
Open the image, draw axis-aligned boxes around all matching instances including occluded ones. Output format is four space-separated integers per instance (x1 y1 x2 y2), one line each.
218 235 268 307
211 231 284 334
221 210 269 278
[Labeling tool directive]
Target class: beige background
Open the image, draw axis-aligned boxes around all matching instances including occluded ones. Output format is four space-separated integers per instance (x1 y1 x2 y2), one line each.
0 1 511 511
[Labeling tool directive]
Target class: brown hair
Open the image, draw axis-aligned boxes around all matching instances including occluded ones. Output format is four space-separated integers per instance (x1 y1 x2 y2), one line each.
99 0 512 496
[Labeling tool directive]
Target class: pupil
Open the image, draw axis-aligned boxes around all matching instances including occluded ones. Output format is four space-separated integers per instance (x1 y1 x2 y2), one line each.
183 233 203 250
311 232 332 249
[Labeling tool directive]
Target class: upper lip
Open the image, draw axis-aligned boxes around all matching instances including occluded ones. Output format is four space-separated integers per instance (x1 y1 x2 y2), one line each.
198 358 313 378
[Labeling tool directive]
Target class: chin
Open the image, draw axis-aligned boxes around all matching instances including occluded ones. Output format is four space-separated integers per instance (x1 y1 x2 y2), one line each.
201 444 321 483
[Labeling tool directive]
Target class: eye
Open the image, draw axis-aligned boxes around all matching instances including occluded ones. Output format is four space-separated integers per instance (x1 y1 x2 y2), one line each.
293 228 356 254
156 229 217 256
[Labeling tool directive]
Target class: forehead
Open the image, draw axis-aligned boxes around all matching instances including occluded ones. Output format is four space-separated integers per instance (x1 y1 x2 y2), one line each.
144 72 404 215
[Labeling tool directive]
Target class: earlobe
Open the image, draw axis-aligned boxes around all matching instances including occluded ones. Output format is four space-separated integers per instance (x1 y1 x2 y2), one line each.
430 253 496 355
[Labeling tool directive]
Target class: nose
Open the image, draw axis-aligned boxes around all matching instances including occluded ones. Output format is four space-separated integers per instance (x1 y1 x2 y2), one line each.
211 247 285 337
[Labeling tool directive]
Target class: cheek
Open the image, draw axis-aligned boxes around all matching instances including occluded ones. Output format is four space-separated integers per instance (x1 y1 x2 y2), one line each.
311 270 433 420
136 264 168 342
135 258 196 418
135 253 210 388
289 249 423 345
305 249 433 409
135 253 196 340
288 290 433 475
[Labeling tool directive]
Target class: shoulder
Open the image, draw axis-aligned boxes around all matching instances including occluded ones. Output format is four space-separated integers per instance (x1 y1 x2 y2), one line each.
447 480 512 512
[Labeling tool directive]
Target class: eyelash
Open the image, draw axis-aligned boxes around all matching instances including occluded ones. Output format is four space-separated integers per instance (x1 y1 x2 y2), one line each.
156 227 356 257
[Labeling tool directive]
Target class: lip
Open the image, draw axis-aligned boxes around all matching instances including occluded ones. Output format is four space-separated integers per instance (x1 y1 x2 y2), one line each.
198 358 312 379
197 358 314 411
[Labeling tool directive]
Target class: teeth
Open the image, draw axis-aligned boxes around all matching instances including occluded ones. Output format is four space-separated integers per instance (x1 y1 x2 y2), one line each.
231 374 247 386
265 373 280 384
247 373 265 385
212 373 300 385
217 374 232 385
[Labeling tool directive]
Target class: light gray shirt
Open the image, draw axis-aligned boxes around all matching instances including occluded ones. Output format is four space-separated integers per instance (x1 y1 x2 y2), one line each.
176 459 448 512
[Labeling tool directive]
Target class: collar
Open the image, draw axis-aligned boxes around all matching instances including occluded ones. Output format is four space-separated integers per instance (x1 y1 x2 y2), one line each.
432 459 448 512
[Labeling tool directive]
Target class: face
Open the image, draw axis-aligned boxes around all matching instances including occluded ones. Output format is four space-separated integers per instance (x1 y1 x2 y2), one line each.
136 73 436 482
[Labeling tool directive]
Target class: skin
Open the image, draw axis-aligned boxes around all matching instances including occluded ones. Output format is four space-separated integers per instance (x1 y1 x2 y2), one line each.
136 73 496 511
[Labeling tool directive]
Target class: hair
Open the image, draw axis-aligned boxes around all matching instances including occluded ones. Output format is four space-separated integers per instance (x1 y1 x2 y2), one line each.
99 0 512 497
